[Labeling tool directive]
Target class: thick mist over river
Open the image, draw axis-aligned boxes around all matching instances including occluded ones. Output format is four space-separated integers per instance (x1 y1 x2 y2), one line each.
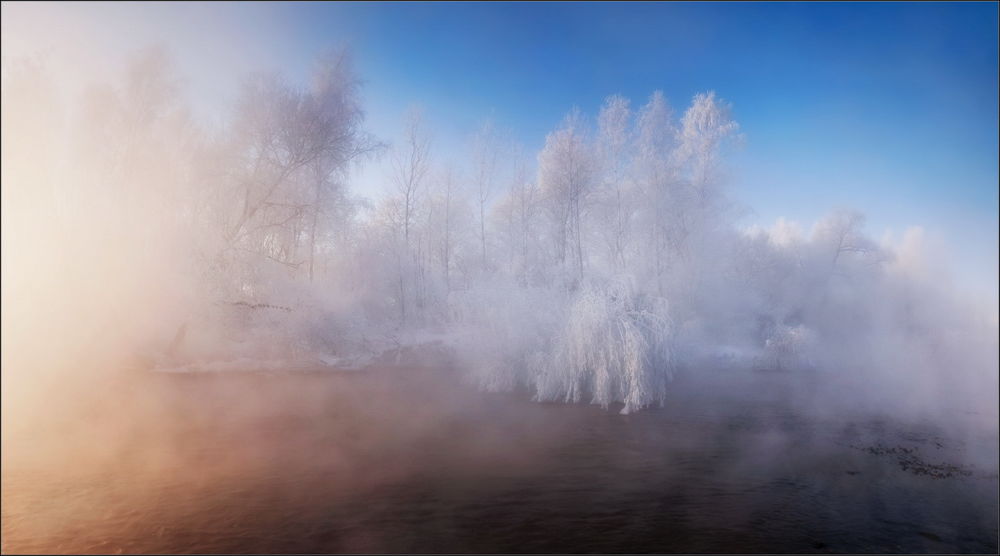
2 359 997 554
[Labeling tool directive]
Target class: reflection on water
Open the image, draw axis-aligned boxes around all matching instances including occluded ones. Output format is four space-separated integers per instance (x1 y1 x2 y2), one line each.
2 365 997 554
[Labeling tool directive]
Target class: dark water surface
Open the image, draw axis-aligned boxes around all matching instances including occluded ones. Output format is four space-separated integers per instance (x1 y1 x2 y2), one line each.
2 363 997 554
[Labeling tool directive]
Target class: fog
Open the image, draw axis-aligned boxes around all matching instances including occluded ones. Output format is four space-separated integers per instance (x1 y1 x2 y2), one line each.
4 43 995 413
2 26 998 555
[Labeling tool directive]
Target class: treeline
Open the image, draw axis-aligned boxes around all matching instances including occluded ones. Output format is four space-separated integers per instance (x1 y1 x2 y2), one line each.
2 46 994 414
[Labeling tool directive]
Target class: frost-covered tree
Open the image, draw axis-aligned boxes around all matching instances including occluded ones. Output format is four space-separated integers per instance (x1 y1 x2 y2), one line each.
671 92 741 316
536 278 674 414
384 106 432 323
302 49 382 282
491 151 543 286
204 49 379 303
470 119 508 272
675 91 740 214
390 106 431 249
425 166 461 292
632 91 678 295
538 107 596 283
812 209 880 275
596 94 633 272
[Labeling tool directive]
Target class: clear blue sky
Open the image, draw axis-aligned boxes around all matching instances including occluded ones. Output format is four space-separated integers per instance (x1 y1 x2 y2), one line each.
2 1 998 296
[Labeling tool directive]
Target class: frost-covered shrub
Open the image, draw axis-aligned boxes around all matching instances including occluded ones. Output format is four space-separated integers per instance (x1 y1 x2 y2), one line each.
536 277 674 414
452 276 675 413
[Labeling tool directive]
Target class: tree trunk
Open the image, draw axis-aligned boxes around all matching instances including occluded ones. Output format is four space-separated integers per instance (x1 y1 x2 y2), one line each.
574 196 584 279
308 205 318 282
480 199 487 270
443 187 451 292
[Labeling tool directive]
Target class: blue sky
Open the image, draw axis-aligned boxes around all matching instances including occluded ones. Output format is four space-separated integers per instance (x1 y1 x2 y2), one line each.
2 1 998 296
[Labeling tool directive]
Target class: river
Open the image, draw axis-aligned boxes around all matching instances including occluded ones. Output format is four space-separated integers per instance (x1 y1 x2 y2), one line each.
2 362 997 553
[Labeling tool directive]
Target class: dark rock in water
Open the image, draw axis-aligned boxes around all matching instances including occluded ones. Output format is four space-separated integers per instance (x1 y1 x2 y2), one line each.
845 470 861 476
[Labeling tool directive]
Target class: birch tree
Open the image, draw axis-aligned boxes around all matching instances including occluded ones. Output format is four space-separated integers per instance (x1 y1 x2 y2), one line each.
471 119 507 271
596 94 633 271
633 91 677 295
538 107 595 283
387 106 432 323
303 49 382 282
